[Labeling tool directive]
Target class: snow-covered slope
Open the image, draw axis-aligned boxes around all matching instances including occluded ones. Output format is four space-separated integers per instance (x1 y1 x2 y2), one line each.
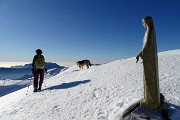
0 49 180 120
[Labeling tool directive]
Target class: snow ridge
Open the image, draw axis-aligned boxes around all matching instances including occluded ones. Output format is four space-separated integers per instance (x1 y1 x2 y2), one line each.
0 49 180 120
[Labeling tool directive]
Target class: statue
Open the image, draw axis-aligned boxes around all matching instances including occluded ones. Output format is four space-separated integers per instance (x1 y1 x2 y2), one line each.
136 16 161 109
122 16 169 119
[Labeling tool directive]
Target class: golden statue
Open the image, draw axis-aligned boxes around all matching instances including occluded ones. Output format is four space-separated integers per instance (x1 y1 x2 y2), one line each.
136 16 161 109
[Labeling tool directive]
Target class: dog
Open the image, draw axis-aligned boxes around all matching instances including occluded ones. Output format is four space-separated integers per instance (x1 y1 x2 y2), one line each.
76 59 91 70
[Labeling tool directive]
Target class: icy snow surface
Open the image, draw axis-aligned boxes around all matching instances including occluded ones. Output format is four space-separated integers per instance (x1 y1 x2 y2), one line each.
0 49 180 120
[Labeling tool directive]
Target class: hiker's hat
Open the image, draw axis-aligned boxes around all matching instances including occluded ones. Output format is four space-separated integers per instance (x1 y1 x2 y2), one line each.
35 49 42 55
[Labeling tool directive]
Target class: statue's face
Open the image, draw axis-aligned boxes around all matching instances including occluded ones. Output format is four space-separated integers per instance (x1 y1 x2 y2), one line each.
142 21 147 28
142 17 154 28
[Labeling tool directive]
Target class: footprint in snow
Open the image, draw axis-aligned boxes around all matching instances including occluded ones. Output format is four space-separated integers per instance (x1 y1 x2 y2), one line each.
107 100 125 119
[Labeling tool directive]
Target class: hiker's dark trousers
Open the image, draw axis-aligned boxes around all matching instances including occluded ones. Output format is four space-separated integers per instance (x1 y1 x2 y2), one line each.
33 69 44 89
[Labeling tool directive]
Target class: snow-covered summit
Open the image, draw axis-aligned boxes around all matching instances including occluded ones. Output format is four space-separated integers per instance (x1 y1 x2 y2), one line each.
0 62 66 80
0 49 180 120
10 62 62 69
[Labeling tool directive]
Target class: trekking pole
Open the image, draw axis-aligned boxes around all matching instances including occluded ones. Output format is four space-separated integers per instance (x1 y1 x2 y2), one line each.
26 85 30 95
44 82 47 88
43 69 48 88
26 69 34 95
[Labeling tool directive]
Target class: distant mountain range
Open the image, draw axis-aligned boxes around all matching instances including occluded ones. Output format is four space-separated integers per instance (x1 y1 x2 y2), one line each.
0 62 66 80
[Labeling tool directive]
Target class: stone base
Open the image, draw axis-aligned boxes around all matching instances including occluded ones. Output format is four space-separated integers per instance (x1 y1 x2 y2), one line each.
122 102 170 120
130 105 168 120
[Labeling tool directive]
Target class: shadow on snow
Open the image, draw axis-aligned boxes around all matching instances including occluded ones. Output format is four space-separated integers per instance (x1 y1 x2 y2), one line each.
166 102 180 119
0 83 30 97
46 80 91 90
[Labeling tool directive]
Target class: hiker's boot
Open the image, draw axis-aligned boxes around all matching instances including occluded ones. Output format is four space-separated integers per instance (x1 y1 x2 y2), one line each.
33 88 38 92
38 87 41 91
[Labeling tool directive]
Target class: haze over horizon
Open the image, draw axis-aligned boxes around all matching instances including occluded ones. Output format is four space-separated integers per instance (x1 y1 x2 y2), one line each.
0 49 179 68
0 61 75 67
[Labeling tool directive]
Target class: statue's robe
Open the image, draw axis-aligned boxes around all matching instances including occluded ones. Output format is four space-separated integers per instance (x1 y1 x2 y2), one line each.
140 18 161 109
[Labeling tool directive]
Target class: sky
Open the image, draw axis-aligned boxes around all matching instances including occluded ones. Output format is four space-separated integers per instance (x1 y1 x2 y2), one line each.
0 0 179 64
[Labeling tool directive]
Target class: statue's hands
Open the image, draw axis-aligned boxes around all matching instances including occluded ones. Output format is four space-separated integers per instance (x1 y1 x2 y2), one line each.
136 52 142 63
136 55 139 63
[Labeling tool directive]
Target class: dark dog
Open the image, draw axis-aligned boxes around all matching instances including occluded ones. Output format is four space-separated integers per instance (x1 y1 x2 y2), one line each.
76 59 91 70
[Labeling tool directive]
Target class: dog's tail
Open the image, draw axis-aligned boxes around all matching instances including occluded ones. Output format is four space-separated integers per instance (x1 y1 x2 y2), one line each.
89 60 92 67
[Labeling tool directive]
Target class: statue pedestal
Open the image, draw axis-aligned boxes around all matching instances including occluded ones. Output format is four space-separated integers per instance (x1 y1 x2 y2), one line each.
122 100 169 120
130 105 167 120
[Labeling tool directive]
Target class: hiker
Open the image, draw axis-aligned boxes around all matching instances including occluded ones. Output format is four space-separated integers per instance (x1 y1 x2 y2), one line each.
32 49 46 92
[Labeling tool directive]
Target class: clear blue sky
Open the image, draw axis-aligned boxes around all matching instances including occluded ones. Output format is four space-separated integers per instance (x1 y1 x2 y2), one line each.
0 0 179 63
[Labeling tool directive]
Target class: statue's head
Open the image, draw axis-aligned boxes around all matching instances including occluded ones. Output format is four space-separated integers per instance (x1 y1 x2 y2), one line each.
142 16 154 28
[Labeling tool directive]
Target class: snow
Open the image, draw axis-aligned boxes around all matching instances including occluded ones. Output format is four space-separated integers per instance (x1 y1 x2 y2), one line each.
0 49 180 120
